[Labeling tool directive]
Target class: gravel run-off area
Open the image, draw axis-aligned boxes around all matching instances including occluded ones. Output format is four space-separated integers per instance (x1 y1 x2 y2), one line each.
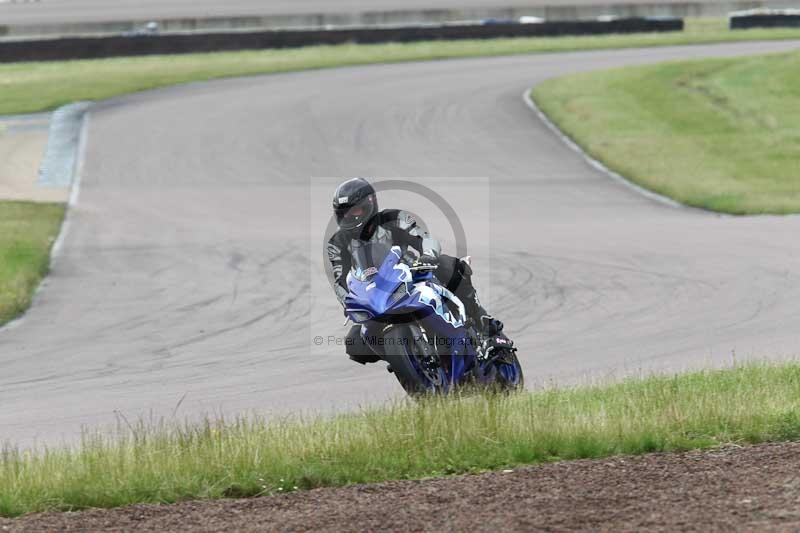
3 442 800 531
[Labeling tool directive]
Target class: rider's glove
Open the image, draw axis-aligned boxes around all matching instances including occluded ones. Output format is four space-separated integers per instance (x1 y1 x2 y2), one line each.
413 253 439 271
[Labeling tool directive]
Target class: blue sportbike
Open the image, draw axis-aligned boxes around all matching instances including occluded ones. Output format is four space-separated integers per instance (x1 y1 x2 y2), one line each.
344 243 524 395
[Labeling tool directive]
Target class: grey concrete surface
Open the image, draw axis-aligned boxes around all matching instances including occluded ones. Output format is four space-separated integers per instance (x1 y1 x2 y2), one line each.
2 40 800 447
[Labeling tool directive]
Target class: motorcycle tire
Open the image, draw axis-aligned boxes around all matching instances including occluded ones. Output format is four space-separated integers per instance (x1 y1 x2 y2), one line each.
383 323 448 396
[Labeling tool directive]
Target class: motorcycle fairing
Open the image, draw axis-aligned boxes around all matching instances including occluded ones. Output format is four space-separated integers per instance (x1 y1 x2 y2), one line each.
345 246 479 383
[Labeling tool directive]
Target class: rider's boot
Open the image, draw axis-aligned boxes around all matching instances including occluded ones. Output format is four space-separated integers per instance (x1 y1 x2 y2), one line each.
478 315 515 360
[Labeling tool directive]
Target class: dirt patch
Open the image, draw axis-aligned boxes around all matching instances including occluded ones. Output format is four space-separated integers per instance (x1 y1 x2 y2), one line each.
0 115 69 203
2 442 800 532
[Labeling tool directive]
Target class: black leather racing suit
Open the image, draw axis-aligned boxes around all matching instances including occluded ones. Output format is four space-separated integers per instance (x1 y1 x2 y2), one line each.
327 209 489 364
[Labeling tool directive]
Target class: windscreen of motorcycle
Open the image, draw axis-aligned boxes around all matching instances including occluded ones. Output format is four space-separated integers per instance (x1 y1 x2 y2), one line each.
350 236 394 282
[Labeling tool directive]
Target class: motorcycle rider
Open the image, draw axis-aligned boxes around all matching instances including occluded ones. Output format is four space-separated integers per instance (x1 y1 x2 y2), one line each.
327 177 513 365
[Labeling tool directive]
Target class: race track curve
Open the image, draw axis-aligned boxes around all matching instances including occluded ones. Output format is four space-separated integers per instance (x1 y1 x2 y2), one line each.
2 40 800 447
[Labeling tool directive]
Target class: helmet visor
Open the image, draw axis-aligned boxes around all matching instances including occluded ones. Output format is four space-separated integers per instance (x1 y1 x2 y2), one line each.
336 197 375 231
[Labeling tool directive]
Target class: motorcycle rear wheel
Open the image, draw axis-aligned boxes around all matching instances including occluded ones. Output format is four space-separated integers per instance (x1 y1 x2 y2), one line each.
485 349 525 391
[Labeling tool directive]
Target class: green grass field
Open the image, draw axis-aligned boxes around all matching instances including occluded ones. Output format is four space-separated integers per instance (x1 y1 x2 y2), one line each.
0 202 65 325
2 362 799 518
532 50 800 214
2 19 800 115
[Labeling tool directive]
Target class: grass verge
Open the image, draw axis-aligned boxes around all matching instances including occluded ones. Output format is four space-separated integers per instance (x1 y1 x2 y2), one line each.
2 362 800 518
532 49 800 214
0 201 65 326
2 19 800 115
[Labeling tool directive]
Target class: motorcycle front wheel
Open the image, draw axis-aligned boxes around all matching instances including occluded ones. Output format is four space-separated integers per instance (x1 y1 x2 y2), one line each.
383 323 449 396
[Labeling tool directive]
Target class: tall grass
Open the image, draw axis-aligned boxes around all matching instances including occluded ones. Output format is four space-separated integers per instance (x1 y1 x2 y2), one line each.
2 363 799 518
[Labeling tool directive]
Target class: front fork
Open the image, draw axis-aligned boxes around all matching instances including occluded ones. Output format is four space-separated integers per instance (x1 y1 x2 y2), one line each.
417 314 480 386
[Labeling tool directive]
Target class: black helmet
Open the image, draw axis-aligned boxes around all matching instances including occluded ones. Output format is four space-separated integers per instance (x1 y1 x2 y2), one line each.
332 178 378 233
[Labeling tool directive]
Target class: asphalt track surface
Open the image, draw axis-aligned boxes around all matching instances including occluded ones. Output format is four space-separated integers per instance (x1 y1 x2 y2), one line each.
2 40 800 447
0 0 739 25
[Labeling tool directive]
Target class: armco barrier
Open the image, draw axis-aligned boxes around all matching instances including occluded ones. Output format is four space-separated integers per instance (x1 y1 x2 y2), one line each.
730 13 800 29
0 17 683 63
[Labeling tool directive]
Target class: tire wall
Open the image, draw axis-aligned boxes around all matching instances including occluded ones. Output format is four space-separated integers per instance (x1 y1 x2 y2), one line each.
1 18 683 63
